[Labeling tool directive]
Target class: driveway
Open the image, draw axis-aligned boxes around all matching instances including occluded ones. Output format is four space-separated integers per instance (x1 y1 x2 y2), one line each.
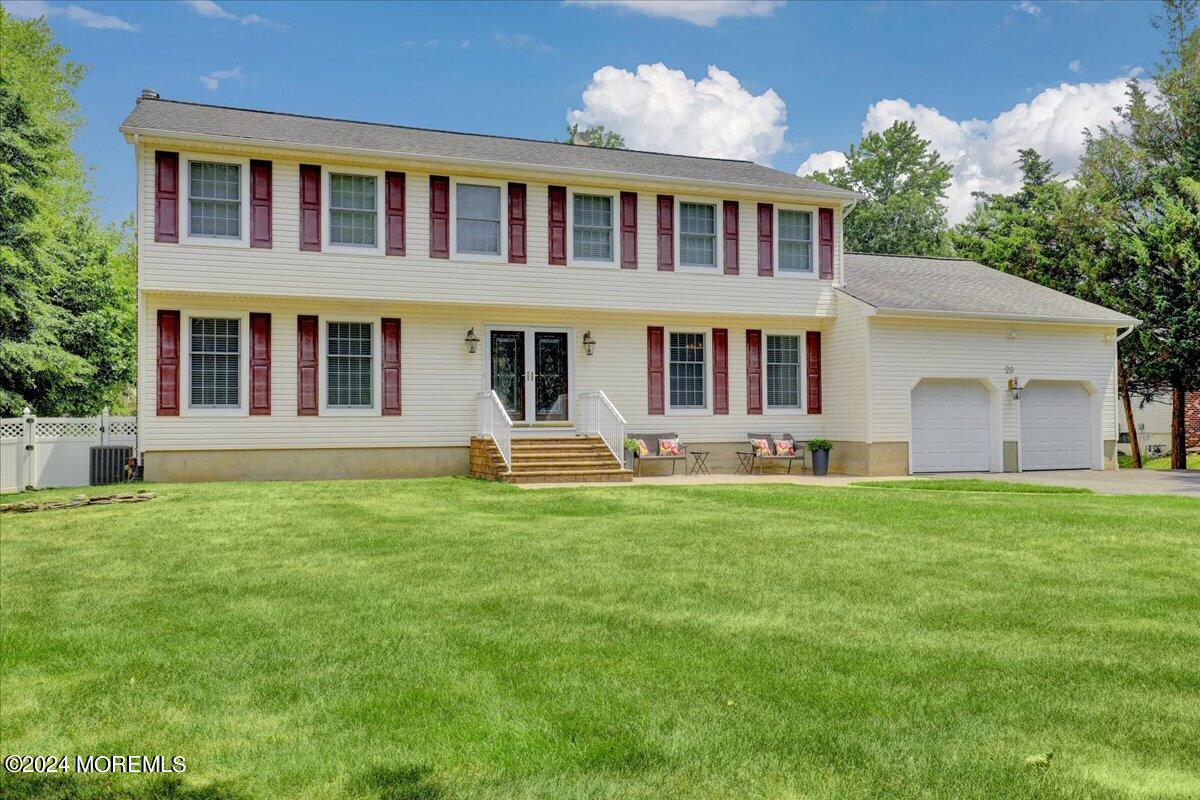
934 469 1200 497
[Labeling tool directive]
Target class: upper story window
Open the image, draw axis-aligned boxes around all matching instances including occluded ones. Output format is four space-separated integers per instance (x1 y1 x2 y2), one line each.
766 334 801 408
329 173 377 247
778 209 814 273
669 332 706 409
327 322 373 408
190 317 240 407
679 201 717 268
189 161 241 239
456 183 502 255
572 194 613 262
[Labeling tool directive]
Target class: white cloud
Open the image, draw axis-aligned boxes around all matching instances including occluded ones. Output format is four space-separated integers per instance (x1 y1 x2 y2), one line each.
493 32 555 52
568 63 787 163
3 0 138 30
1068 59 1082 73
1012 0 1041 16
796 150 847 176
563 0 783 27
798 75 1148 222
184 0 278 26
198 66 243 91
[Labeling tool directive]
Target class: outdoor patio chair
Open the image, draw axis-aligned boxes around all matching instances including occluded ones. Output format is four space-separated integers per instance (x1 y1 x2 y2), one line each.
627 432 688 476
746 433 806 475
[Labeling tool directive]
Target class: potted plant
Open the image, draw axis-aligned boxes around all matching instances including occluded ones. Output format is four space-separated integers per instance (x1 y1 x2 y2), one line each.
807 438 833 476
623 437 642 471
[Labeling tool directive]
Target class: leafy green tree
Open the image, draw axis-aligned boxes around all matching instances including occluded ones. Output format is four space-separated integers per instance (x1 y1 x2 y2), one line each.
564 123 625 149
807 121 954 256
0 9 136 416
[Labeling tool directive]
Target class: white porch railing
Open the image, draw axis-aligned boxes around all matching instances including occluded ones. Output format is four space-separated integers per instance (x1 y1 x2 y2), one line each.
578 390 627 464
476 390 513 472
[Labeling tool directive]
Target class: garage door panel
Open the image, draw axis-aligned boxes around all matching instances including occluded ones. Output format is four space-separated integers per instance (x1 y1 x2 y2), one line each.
911 380 991 473
1020 381 1091 470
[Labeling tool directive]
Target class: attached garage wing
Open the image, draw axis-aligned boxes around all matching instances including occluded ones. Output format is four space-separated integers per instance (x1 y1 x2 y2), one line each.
1020 381 1093 470
910 379 993 473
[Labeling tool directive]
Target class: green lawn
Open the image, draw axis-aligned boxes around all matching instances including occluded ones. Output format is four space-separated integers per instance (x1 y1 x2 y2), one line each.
1117 453 1200 470
2 478 1198 800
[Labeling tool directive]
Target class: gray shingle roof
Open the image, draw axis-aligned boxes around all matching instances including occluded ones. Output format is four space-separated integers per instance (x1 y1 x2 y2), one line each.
842 252 1137 326
120 97 859 200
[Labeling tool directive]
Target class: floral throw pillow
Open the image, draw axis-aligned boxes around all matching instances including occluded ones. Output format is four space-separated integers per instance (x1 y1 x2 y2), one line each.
774 439 795 457
634 439 651 457
751 438 772 457
658 438 681 457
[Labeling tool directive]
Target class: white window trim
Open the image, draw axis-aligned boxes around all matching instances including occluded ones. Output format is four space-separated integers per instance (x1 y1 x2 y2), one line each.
673 196 724 273
566 187 621 268
763 331 807 414
319 314 382 416
449 177 508 263
323 167 386 256
666 328 710 414
774 203 820 279
181 154 251 248
181 310 250 417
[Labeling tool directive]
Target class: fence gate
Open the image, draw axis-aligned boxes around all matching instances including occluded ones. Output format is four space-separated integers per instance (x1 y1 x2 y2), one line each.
0 408 137 492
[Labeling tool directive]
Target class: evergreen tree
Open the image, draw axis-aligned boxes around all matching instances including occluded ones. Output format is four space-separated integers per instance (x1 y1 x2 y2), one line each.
565 123 626 149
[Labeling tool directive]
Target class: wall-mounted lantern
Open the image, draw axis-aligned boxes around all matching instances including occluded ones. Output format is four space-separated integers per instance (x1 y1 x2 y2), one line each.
582 331 596 356
1007 377 1023 401
465 328 480 354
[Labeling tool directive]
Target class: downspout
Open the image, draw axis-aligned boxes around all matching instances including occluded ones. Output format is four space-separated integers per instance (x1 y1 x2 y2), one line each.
1112 323 1138 466
133 133 143 463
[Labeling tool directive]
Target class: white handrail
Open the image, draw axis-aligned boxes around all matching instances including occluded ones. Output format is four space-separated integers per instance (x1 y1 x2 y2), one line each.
578 390 626 465
475 390 513 471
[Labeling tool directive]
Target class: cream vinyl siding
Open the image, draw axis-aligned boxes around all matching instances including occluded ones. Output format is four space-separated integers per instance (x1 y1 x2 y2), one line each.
139 294 831 452
821 294 870 441
137 145 842 318
866 317 1117 443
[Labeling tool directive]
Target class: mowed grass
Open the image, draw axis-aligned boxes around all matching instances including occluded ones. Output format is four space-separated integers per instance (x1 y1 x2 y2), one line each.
853 479 1092 494
1117 453 1200 470
2 478 1198 800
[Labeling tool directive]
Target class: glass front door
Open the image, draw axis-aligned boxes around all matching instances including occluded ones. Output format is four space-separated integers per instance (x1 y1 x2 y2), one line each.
489 328 570 423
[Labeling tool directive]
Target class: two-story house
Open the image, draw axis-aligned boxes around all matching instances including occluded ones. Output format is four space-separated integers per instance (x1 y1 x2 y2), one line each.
120 92 1137 483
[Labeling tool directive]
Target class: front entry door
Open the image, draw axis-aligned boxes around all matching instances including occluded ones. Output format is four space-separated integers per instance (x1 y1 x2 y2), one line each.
489 328 570 423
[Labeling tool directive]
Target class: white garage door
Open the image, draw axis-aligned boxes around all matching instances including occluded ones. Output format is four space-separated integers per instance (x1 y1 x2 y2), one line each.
1020 381 1092 470
910 379 992 472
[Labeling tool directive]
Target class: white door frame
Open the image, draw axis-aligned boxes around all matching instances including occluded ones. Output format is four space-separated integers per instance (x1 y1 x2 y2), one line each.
481 324 576 426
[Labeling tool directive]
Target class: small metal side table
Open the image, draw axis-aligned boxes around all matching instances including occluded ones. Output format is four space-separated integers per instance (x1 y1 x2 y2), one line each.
688 450 711 476
735 451 754 475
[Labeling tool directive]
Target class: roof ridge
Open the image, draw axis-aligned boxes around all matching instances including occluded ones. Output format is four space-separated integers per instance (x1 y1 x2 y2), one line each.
138 96 760 168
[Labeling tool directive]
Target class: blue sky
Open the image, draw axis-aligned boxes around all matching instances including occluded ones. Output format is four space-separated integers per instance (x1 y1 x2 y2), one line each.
3 0 1164 223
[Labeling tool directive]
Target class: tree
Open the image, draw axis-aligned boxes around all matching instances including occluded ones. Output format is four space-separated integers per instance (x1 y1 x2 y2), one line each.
0 9 136 416
564 123 625 149
1075 0 1200 469
807 121 954 256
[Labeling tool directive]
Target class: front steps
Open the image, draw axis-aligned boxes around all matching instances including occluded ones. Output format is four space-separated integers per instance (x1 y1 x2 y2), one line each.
470 435 633 484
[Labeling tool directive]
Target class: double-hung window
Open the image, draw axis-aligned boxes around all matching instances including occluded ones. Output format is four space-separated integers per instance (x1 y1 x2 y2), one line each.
572 193 613 262
456 183 502 255
329 174 378 247
190 317 240 407
679 202 717 268
327 322 373 408
766 335 801 409
669 332 706 409
189 161 241 239
778 209 814 273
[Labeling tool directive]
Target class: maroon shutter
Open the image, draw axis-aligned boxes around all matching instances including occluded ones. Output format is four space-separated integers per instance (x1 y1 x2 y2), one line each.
723 200 739 275
818 207 834 279
297 315 319 416
249 159 272 248
381 318 402 416
249 312 271 415
620 191 638 269
385 171 406 256
154 152 179 243
508 183 527 264
757 203 773 276
656 195 674 271
548 185 567 265
746 329 763 414
429 176 449 258
647 326 665 415
806 331 822 414
299 164 321 252
156 310 180 415
712 328 729 414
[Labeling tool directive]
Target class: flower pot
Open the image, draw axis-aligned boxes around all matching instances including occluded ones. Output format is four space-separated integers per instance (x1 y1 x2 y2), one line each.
624 450 636 471
811 449 830 476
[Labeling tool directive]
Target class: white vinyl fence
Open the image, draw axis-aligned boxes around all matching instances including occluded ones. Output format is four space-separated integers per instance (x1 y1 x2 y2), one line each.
1 408 137 492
